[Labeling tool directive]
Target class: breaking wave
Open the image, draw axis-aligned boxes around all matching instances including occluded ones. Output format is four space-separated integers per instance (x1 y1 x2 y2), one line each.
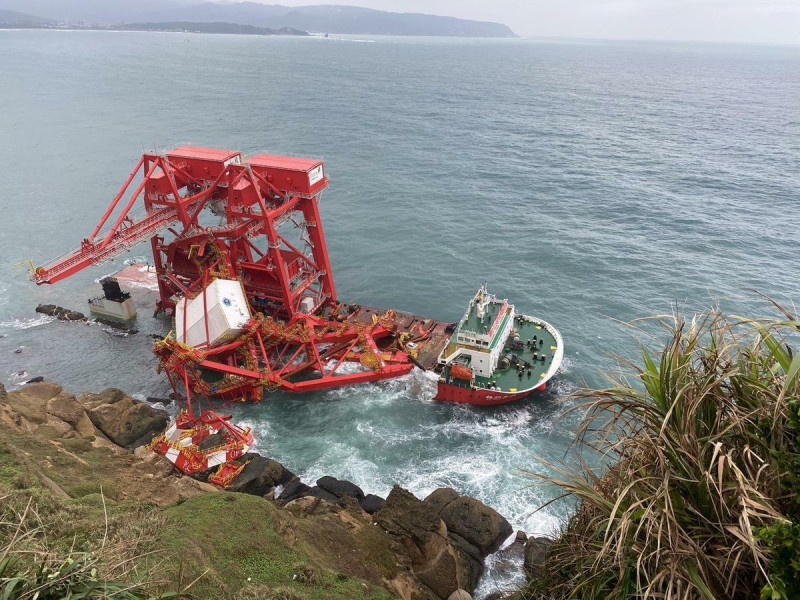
0 315 55 330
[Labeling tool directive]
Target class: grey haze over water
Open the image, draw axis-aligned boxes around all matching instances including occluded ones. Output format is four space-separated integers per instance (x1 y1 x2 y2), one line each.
0 31 798 596
248 0 800 44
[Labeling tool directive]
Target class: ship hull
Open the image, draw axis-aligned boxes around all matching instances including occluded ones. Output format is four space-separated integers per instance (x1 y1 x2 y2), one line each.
434 381 547 406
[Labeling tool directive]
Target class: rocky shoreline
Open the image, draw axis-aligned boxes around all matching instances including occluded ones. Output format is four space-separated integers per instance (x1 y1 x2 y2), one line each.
0 380 552 600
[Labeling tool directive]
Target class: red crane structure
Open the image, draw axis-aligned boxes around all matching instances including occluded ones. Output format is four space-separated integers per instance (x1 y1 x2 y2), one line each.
33 147 427 481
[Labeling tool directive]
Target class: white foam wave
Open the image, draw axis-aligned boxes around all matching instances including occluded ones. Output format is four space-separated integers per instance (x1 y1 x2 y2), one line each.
245 418 274 453
7 371 29 387
0 315 55 330
318 36 376 43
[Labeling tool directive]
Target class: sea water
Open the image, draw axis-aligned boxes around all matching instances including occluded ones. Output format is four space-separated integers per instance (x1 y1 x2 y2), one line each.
0 31 798 597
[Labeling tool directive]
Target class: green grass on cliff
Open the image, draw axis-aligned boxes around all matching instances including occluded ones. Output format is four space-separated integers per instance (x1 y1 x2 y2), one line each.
159 493 393 600
0 439 31 489
525 307 800 600
0 424 394 600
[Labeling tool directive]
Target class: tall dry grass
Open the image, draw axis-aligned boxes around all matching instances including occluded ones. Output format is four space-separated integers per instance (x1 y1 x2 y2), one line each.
0 488 188 599
527 306 800 600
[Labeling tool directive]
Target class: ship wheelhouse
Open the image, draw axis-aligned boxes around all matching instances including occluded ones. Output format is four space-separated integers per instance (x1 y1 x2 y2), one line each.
437 285 515 378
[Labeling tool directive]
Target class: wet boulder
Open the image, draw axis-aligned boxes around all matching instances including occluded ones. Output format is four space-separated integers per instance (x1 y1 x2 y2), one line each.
523 536 554 579
376 485 444 561
376 485 477 598
307 486 339 502
35 304 59 316
57 310 86 321
439 496 513 555
445 532 484 591
197 433 227 451
425 487 460 514
35 303 86 321
316 475 365 500
360 493 385 515
227 453 295 497
278 477 312 503
85 392 168 449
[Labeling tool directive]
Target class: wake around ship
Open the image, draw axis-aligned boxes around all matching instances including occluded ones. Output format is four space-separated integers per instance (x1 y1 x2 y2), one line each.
435 286 563 405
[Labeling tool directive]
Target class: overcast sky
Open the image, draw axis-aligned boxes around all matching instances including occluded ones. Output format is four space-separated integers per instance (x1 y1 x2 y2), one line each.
256 0 800 44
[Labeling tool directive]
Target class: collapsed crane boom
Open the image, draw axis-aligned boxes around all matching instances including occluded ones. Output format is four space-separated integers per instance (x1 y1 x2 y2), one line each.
32 147 421 403
30 146 457 484
34 150 233 285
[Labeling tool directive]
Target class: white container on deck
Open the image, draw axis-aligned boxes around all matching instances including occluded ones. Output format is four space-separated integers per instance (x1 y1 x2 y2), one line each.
175 279 251 348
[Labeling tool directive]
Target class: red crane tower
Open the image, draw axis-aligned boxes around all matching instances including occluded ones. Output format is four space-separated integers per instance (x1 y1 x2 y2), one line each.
33 147 421 481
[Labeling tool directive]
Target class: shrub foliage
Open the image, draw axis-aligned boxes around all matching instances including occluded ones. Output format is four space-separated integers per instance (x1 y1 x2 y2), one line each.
527 307 800 600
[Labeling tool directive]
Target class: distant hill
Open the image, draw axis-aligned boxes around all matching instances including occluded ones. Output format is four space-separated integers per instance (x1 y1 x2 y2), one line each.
0 1 516 37
0 8 53 25
122 21 307 36
137 3 517 37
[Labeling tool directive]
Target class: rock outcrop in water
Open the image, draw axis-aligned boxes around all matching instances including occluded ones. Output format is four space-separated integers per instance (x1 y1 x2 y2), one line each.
35 303 86 321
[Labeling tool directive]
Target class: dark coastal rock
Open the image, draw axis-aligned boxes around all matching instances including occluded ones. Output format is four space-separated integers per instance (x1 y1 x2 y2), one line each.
227 453 295 497
523 536 554 579
57 310 86 321
35 303 86 322
14 348 22 354
190 467 216 483
316 475 365 500
414 541 469 600
489 531 528 580
439 496 513 555
279 477 312 503
425 487 460 513
308 486 339 502
446 532 484 590
35 304 59 316
85 391 168 448
376 485 476 598
447 532 482 563
0 382 6 403
24 376 45 384
376 485 443 552
360 493 385 514
94 317 138 333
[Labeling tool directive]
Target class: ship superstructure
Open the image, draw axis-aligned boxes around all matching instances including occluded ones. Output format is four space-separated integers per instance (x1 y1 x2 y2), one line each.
435 286 563 405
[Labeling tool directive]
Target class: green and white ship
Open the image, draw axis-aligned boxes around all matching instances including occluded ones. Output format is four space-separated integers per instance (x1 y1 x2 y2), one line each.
434 286 563 405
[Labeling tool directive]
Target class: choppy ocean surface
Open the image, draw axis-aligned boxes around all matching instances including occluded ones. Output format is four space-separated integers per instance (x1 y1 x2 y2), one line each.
1 31 798 596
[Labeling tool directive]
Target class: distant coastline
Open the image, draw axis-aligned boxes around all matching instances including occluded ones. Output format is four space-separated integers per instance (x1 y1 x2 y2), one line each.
0 3 516 38
0 22 309 36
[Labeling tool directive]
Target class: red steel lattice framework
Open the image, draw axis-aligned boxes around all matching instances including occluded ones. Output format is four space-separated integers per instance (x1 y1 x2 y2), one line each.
34 147 415 410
